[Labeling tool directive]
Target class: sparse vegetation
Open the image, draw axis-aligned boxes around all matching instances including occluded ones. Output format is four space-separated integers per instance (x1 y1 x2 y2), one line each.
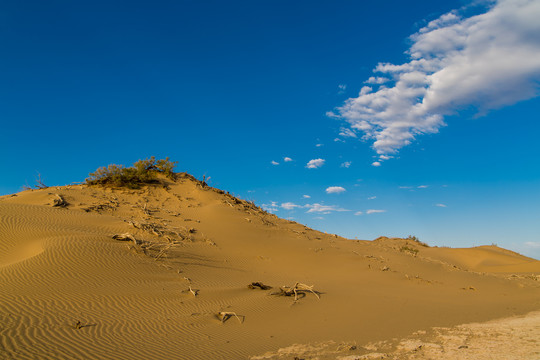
400 245 419 256
86 157 178 188
405 235 428 247
23 173 48 190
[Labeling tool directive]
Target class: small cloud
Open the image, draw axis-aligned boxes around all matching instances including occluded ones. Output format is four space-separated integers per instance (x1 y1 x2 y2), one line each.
338 84 347 94
339 128 357 138
281 202 301 210
262 201 279 212
354 211 363 216
315 143 323 147
303 194 311 199
372 161 381 167
284 157 293 162
326 186 346 194
314 216 325 220
368 196 376 200
399 186 413 189
524 241 540 248
271 160 279 165
417 185 429 189
305 203 348 213
435 203 447 207
367 209 386 214
334 138 345 143
379 155 392 160
306 158 325 169
341 161 352 168
365 76 389 84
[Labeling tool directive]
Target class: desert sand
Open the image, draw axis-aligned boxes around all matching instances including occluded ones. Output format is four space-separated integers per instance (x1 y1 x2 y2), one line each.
1 173 539 359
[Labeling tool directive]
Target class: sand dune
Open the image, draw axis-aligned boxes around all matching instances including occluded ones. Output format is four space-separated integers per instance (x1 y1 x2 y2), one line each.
1 174 539 359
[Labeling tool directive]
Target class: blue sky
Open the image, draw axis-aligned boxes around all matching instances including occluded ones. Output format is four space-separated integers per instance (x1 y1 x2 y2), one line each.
1 0 539 259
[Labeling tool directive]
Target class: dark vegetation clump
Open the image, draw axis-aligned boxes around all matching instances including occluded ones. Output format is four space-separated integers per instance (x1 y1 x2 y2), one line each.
405 235 429 247
86 157 178 188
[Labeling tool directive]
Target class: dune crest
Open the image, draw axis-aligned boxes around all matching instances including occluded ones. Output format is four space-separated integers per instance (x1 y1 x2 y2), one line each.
1 173 539 359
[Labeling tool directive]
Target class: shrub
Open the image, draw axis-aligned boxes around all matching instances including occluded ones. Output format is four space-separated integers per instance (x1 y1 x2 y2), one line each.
86 157 177 188
400 245 419 255
405 235 428 247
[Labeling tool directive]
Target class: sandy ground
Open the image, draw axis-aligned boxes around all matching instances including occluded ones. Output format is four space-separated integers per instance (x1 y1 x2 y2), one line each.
1 174 539 359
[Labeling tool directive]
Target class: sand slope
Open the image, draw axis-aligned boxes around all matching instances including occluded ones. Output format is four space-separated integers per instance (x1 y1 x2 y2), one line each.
1 174 539 359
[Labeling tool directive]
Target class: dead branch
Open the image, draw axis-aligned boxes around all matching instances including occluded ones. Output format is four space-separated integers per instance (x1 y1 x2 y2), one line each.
112 233 140 245
217 311 243 324
247 282 272 290
52 194 68 207
271 282 321 301
188 286 199 297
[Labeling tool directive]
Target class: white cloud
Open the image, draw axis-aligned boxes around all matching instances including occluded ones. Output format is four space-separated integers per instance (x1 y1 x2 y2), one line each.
368 196 376 200
399 186 413 189
281 202 301 210
262 201 279 212
524 241 540 248
367 209 386 214
326 186 346 194
341 161 352 168
354 211 363 215
315 143 323 147
338 84 347 94
284 157 293 162
372 161 381 167
339 128 357 138
365 76 389 84
306 158 325 169
303 194 311 199
435 203 447 207
305 203 348 213
334 0 540 159
271 160 279 165
417 185 429 189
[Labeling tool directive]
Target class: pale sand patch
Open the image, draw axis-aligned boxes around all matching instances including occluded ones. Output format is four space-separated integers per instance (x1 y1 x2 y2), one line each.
251 311 540 359
389 310 540 360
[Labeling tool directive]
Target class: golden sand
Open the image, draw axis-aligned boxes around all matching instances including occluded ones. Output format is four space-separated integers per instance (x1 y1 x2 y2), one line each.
1 174 539 359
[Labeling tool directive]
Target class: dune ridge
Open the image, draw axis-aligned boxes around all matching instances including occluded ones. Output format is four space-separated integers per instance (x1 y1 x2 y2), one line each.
1 173 539 359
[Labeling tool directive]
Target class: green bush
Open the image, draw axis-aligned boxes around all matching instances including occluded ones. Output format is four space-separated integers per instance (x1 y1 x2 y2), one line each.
86 157 177 188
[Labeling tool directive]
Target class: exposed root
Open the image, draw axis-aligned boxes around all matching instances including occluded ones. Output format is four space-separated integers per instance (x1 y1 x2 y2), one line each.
217 311 243 324
52 194 68 207
247 282 272 290
188 286 199 297
271 282 321 301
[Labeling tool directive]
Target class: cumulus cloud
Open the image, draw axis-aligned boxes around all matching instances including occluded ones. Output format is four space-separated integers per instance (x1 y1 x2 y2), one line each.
334 0 540 160
435 203 447 207
284 157 293 162
341 161 352 168
372 161 381 167
271 160 279 165
306 158 325 169
367 209 386 214
303 194 311 199
365 76 389 84
281 202 301 210
262 201 278 212
326 186 346 194
305 203 348 213
339 128 357 138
